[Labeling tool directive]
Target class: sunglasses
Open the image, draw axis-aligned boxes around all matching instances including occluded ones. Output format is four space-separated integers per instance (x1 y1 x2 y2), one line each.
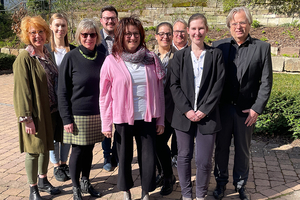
80 33 97 38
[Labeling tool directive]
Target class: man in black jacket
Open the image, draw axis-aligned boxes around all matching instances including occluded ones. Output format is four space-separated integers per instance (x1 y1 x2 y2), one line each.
212 6 273 200
97 5 118 171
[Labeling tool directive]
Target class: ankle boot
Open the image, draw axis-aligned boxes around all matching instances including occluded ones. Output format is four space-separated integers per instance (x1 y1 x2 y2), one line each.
37 177 61 195
29 185 44 200
123 190 132 200
80 178 101 197
73 186 83 200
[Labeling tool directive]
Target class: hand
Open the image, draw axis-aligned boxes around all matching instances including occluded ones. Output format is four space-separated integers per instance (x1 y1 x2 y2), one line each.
156 125 164 135
103 131 112 138
64 123 73 133
243 109 259 127
185 110 200 122
25 121 36 134
195 110 206 121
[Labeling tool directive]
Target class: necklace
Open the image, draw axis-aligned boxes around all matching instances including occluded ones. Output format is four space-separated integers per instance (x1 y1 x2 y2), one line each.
79 49 97 60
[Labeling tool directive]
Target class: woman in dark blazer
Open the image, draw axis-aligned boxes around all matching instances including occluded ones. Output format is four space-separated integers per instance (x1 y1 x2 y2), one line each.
170 13 225 200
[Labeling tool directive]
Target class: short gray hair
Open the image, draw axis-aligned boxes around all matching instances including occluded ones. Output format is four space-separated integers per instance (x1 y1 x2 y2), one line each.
75 18 101 45
173 18 188 29
226 6 252 28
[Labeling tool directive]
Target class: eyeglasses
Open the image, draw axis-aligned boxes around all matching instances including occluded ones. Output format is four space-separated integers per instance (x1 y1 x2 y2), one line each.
80 33 97 38
230 21 247 27
125 32 140 38
173 30 186 35
29 30 45 36
102 17 117 22
157 32 172 38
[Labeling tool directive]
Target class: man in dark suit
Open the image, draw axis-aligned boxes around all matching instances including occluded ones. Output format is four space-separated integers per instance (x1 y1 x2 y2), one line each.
98 5 118 56
97 5 118 172
212 7 273 200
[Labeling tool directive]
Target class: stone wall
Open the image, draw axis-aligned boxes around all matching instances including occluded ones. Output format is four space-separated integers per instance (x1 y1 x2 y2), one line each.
72 1 298 28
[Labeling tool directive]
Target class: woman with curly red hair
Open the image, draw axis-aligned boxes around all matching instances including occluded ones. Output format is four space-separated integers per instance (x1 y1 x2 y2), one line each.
13 15 61 200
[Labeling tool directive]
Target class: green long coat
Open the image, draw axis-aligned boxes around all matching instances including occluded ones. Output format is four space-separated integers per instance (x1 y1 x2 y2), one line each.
13 50 54 154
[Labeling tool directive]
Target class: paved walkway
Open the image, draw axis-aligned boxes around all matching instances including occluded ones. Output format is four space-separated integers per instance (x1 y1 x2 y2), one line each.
0 73 300 200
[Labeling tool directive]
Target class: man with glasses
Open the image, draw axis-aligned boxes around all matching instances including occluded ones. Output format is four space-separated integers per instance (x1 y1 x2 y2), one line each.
98 5 118 56
212 7 272 200
98 5 119 172
172 19 189 51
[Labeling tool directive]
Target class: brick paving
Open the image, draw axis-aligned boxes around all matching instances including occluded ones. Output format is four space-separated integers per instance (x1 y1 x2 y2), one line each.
0 73 300 200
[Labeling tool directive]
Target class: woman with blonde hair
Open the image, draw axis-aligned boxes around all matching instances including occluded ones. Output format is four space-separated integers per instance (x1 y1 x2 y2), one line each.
13 15 61 200
45 13 75 182
58 18 105 200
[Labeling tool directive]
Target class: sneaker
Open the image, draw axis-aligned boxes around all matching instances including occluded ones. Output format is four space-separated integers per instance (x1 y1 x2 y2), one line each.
60 164 71 180
103 157 113 172
54 166 68 182
172 155 178 168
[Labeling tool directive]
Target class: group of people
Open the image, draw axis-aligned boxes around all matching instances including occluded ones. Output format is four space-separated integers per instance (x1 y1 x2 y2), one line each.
13 4 272 200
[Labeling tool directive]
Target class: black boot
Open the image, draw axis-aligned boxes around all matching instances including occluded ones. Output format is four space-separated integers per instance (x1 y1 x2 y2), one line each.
80 179 101 197
236 186 250 200
37 177 61 195
29 185 44 200
213 184 226 200
160 174 176 195
73 186 83 200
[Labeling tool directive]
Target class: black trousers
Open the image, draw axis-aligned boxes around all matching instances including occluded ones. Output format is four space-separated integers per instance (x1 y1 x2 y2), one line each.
115 119 156 192
156 120 174 178
214 104 254 187
69 144 95 187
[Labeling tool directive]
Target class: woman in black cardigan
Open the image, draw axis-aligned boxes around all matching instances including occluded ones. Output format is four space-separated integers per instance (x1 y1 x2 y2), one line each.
58 18 105 200
170 13 225 200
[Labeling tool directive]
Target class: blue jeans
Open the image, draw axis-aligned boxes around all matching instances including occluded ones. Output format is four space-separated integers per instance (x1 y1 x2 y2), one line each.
49 140 71 164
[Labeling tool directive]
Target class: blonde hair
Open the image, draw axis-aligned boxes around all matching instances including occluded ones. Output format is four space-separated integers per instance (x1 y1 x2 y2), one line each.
49 13 70 53
19 16 51 45
75 18 101 46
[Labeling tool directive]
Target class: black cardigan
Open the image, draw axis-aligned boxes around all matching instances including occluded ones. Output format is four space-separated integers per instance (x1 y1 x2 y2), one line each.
58 45 106 125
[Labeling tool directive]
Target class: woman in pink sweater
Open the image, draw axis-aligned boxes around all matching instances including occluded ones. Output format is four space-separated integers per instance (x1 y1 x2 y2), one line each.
100 16 165 200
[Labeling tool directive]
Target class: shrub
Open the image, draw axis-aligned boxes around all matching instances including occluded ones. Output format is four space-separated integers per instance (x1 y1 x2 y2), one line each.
255 73 300 139
0 53 16 71
252 20 261 28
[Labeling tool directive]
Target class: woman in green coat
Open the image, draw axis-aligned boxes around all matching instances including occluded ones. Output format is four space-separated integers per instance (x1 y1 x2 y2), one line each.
13 15 61 200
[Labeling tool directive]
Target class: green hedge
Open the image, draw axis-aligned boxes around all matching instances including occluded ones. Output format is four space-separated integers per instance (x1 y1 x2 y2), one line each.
255 73 300 139
0 53 16 70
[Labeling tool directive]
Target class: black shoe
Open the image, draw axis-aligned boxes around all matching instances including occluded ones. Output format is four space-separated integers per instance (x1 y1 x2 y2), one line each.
54 166 68 182
29 185 44 200
37 177 61 195
60 164 71 179
160 174 176 196
73 186 83 200
213 184 226 200
237 186 250 200
156 174 164 188
80 179 101 197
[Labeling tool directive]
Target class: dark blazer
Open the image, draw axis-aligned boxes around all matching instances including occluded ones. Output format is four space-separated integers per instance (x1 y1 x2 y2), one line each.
212 37 273 114
170 44 225 134
97 29 109 56
45 43 76 65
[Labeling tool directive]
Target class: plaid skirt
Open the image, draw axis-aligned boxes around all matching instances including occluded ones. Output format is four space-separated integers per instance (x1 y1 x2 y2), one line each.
63 114 104 145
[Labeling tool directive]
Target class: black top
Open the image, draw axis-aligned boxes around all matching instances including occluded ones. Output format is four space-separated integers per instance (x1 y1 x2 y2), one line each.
227 36 250 104
58 45 106 125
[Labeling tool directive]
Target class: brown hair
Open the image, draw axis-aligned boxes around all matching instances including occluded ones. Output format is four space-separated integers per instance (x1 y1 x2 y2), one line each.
188 13 209 31
112 16 146 57
19 15 51 45
49 13 70 53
